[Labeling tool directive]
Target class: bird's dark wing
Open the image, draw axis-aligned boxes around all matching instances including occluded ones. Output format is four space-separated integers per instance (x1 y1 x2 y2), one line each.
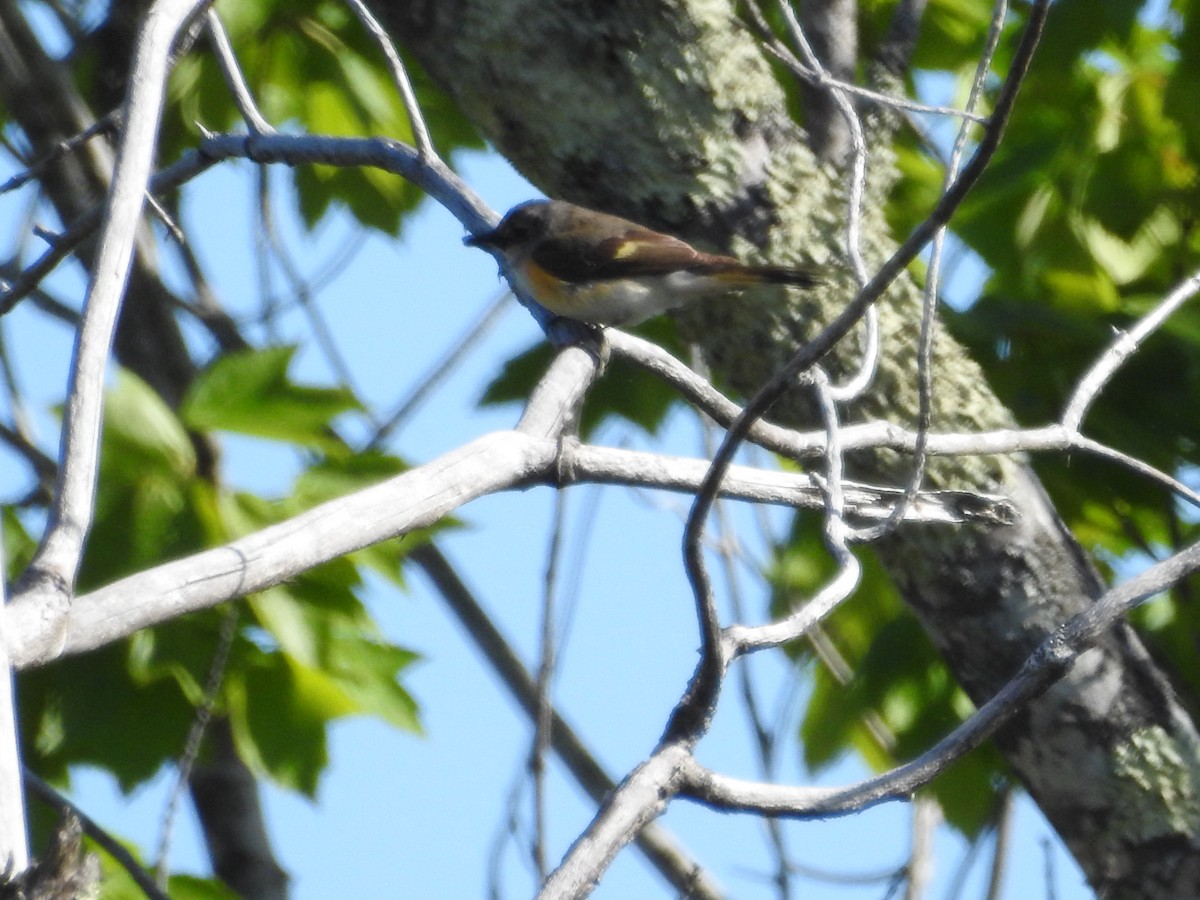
531 224 717 283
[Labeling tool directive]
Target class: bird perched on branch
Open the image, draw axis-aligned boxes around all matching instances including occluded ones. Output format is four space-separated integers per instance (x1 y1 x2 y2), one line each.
465 199 820 326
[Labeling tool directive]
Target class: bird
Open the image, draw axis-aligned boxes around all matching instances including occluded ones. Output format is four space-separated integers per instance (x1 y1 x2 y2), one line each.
465 199 820 326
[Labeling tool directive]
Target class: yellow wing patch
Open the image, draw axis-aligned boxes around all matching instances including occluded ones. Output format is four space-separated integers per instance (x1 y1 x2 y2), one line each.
612 239 649 260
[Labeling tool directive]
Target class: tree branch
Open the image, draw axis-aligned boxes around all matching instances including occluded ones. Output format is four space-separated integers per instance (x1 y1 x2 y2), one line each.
20 0 208 600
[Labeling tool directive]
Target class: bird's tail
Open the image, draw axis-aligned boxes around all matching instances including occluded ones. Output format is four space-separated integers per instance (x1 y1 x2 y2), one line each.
708 262 822 288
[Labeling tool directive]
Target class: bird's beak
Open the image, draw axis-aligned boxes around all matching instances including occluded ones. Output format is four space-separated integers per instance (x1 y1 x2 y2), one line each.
463 229 497 248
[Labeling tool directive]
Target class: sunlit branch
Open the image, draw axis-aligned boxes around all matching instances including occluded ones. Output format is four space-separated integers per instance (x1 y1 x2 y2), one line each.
20 0 210 605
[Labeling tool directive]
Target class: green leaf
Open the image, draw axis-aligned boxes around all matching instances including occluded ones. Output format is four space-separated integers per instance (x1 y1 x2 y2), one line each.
1036 0 1140 75
20 645 196 792
94 848 150 900
102 370 196 481
773 519 1007 836
249 570 422 729
165 875 241 900
1165 1 1200 161
84 479 213 590
1039 266 1122 314
79 375 215 588
227 650 351 795
911 0 999 72
2 507 35 579
126 609 236 704
924 748 1009 836
291 450 408 505
1078 208 1179 284
94 846 237 900
182 346 361 450
161 0 482 234
322 633 422 732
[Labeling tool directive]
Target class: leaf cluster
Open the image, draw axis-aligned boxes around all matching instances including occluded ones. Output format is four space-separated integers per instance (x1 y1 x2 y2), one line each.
16 349 428 815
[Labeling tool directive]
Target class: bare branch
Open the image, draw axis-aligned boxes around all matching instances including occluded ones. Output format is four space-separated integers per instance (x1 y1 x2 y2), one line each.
4 425 1011 671
539 746 691 900
985 788 1014 900
790 0 857 165
0 149 219 315
565 444 1014 524
531 492 567 880
155 607 237 885
368 289 512 448
775 0 879 401
0 114 120 196
743 3 985 124
4 428 555 668
1063 267 1200 432
611 327 1200 511
905 797 941 900
204 10 274 135
680 0 1049 672
19 0 209 607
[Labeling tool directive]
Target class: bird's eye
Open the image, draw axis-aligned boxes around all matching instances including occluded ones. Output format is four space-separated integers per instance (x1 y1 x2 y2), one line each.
506 213 536 240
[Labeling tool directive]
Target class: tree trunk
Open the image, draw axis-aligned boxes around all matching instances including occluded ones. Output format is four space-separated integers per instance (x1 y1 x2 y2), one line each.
384 0 1200 894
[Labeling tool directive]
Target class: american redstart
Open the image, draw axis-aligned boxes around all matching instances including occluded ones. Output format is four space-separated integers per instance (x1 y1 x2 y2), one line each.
465 200 820 326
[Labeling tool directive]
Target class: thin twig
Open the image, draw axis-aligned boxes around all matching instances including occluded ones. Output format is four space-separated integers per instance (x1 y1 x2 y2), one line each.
0 148 220 316
850 0 1009 543
904 797 940 900
531 491 567 880
0 421 57 489
775 0 879 401
342 0 435 159
0 113 120 196
254 172 376 420
154 606 238 886
367 289 512 449
742 2 985 124
984 787 1014 900
205 9 275 135
1063 267 1200 431
680 532 1200 816
699 404 794 898
410 544 727 900
23 771 170 900
144 190 185 244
